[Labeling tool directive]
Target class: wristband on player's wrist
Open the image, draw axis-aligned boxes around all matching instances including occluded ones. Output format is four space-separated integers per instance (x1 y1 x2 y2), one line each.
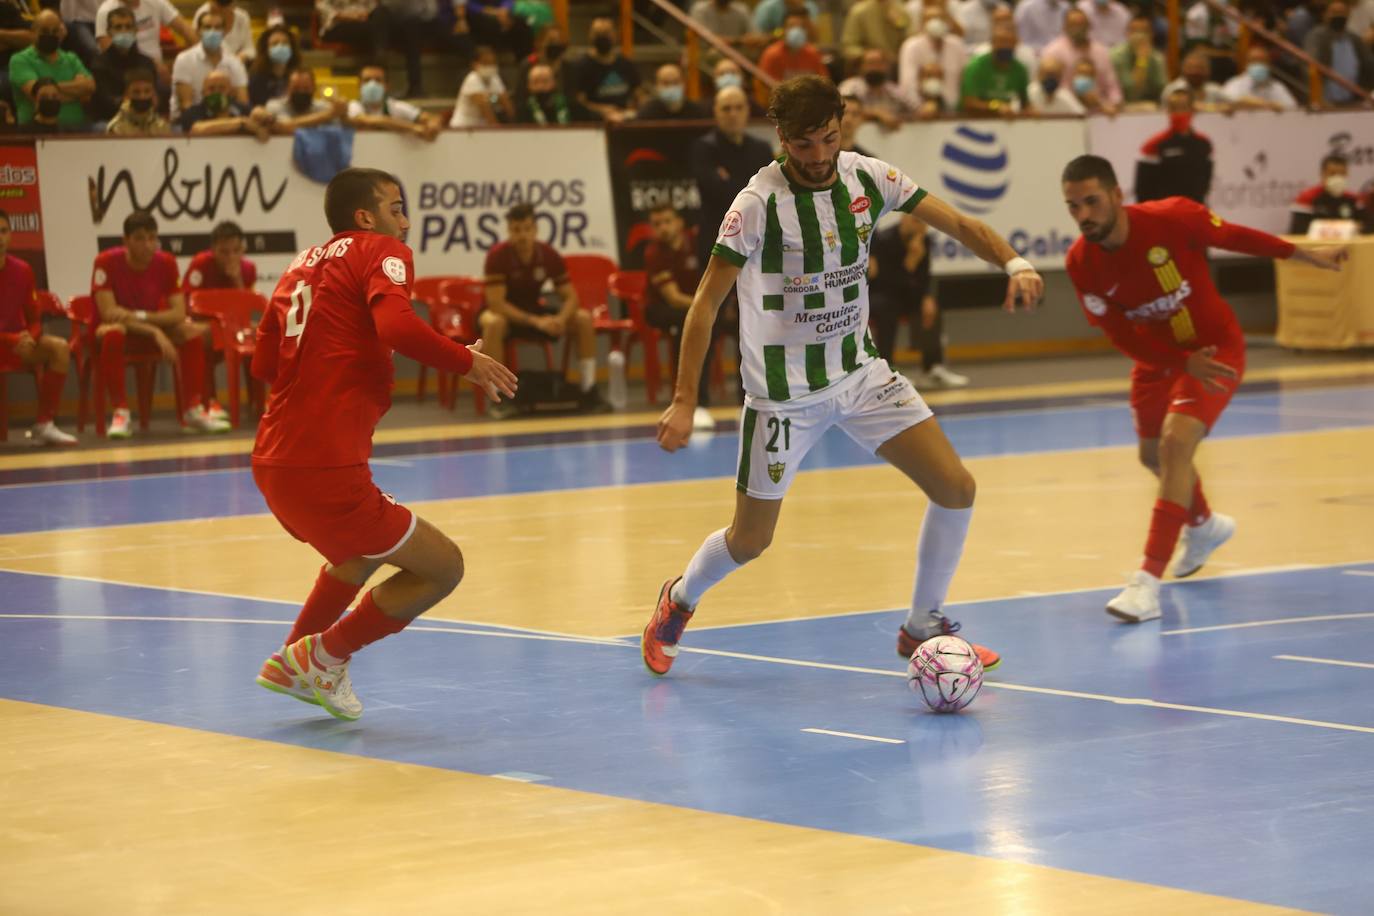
1003 257 1034 277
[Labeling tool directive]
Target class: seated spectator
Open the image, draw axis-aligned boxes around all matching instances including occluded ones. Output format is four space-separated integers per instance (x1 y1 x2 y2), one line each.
106 67 171 134
689 0 756 46
1223 45 1297 110
467 0 534 60
1290 153 1369 233
575 17 641 123
1110 15 1165 108
92 210 228 439
258 67 341 132
11 11 94 129
1014 0 1070 53
837 49 914 127
973 7 1038 80
27 77 74 132
757 10 827 104
89 5 157 122
95 0 195 77
1069 57 1110 112
479 203 609 419
900 0 968 111
315 0 391 65
348 64 441 139
171 8 248 121
62 0 100 66
517 62 578 124
1041 8 1121 108
754 0 820 37
643 201 720 431
961 21 1029 113
192 0 253 62
1304 2 1374 106
450 45 514 127
1027 54 1084 112
956 0 1009 48
0 209 75 446
521 24 568 95
183 218 256 422
1078 0 1129 48
1160 48 1231 110
843 0 912 68
247 25 299 108
913 62 948 115
638 62 709 120
1136 89 1213 203
1184 0 1239 83
180 69 267 138
0 0 32 107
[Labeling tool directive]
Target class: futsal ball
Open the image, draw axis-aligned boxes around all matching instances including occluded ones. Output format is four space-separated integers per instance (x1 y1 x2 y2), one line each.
908 635 984 713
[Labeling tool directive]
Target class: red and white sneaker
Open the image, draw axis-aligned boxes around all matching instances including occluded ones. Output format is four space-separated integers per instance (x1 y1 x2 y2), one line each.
206 400 230 424
107 407 132 439
642 577 694 676
254 647 319 705
898 611 1001 671
284 635 362 720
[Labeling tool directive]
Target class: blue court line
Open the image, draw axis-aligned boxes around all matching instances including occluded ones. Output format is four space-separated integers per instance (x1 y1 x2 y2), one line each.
1 563 1372 913
0 383 1370 537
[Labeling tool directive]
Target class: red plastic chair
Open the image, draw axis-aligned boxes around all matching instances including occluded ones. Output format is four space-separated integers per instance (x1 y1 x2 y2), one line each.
68 295 184 437
413 275 474 404
562 255 634 379
188 289 266 429
608 271 661 404
430 277 482 410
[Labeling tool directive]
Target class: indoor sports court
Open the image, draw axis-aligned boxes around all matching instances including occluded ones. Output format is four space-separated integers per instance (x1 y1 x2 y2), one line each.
3 351 1372 914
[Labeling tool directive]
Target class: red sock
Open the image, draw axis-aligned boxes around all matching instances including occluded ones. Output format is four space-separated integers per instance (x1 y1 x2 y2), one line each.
1142 499 1189 578
100 329 128 408
1189 479 1211 527
35 368 65 424
319 591 409 660
178 335 206 408
285 565 363 647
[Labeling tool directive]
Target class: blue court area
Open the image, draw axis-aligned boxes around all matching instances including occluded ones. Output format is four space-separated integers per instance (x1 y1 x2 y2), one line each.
3 562 1374 913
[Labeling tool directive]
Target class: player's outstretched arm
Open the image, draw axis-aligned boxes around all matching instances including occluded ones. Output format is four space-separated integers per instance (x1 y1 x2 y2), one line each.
913 193 1044 312
461 339 518 403
657 255 740 453
1289 246 1348 271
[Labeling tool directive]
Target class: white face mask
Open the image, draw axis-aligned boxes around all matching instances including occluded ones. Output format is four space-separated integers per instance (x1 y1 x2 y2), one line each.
925 17 949 39
477 65 498 80
1325 174 1348 196
921 77 944 98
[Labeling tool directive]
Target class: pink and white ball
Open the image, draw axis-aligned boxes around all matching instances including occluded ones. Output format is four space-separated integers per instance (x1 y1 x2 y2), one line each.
907 634 984 713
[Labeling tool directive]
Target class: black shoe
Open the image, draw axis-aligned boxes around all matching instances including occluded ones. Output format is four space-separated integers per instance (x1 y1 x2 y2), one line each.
579 388 614 414
488 400 519 420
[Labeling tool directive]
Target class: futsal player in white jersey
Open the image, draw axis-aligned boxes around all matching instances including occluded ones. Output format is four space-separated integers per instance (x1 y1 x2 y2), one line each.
642 76 1044 676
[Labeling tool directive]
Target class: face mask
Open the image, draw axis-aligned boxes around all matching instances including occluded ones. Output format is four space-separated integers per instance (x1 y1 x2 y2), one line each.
360 79 385 106
201 29 224 52
111 31 137 51
925 18 949 39
921 77 944 98
37 97 61 118
863 70 886 87
716 71 742 89
785 26 807 49
1247 62 1270 83
1042 76 1060 94
289 91 313 112
1169 111 1193 133
1325 174 1349 196
592 35 613 55
534 90 554 105
477 64 498 80
1330 16 1348 31
130 96 154 113
35 33 60 55
658 84 684 106
269 42 293 65
1072 75 1095 95
545 42 565 61
204 92 227 113
993 47 1014 63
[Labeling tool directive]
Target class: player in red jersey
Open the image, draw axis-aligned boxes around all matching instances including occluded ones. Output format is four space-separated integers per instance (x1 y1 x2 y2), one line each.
182 220 258 424
251 167 518 720
1062 155 1345 623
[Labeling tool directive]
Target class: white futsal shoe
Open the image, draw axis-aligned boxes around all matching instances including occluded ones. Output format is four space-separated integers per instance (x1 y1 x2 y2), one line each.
183 404 231 434
107 407 132 439
692 406 716 431
1172 513 1236 579
285 635 363 721
924 365 970 389
1106 570 1162 623
27 421 76 446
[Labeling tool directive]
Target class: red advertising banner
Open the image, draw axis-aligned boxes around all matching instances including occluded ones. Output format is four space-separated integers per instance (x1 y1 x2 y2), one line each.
0 143 45 288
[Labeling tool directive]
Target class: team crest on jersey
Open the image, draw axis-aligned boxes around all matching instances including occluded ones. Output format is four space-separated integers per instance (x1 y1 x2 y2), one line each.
825 230 837 250
885 168 899 182
1209 211 1223 227
382 256 407 285
93 268 106 286
721 210 743 238
188 270 203 287
767 461 786 483
856 221 873 245
1083 294 1108 316
1147 246 1170 266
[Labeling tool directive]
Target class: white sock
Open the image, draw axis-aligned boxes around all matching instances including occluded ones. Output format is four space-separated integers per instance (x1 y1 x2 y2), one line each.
580 357 597 392
673 528 743 609
903 504 973 635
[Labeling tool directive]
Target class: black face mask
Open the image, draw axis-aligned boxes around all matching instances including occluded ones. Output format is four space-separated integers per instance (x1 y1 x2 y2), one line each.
37 97 61 118
35 33 60 55
545 42 565 61
1042 77 1060 94
130 96 154 113
863 70 886 87
534 90 554 105
592 35 613 54
1329 15 1348 31
289 91 314 113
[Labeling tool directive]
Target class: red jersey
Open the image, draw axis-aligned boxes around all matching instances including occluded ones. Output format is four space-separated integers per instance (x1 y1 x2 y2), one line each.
644 228 701 311
1065 197 1295 369
92 247 180 312
484 241 567 313
0 255 37 336
182 249 258 292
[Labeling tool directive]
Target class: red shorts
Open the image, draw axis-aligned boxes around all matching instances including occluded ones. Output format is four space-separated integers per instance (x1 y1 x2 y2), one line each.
1129 350 1245 439
252 463 416 565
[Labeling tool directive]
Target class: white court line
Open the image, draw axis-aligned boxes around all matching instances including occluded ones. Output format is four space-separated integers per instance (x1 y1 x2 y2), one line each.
1274 654 1374 671
801 728 905 745
1344 571 1374 578
1162 612 1374 636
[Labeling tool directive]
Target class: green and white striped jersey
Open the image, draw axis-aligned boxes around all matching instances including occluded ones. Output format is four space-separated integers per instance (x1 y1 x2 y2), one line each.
710 151 926 404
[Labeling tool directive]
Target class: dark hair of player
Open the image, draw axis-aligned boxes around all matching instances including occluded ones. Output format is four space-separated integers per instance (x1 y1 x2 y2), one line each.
107 5 135 27
648 201 678 217
506 203 535 223
1321 153 1349 171
123 210 157 237
124 68 157 91
1061 154 1119 189
210 220 244 244
767 75 844 141
324 167 399 234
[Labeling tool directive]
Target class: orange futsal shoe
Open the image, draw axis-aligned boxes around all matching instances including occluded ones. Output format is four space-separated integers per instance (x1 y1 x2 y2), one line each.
898 611 1001 671
642 577 694 676
254 647 320 705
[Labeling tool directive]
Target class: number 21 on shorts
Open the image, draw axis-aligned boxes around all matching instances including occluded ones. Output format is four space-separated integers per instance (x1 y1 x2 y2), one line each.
764 416 790 484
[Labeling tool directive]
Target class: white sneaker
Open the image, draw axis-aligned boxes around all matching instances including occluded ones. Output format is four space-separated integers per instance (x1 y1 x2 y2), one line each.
27 421 76 447
924 365 970 389
692 406 716 431
284 635 362 721
183 404 231 434
1172 513 1236 579
206 401 229 423
1106 570 1162 623
107 407 132 439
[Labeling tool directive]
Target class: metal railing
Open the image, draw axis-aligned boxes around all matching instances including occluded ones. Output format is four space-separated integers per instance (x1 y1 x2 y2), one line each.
619 0 778 101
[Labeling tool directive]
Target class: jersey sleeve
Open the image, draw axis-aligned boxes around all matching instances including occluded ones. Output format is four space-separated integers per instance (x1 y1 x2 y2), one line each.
856 156 927 217
91 251 117 296
709 189 766 268
1168 197 1297 259
361 235 415 309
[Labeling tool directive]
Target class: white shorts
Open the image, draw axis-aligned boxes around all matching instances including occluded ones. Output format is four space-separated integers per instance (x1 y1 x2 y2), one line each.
735 358 934 499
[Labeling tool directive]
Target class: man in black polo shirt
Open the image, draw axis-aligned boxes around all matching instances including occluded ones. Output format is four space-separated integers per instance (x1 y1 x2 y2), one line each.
688 85 774 270
89 5 158 122
575 16 641 122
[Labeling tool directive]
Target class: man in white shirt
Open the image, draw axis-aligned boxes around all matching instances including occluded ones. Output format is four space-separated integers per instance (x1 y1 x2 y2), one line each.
1014 0 1070 52
1160 48 1232 110
954 0 1008 46
1221 44 1297 110
1026 53 1084 112
192 0 254 61
1077 0 1130 47
95 0 195 66
898 0 968 110
449 45 512 127
171 8 248 121
348 63 441 139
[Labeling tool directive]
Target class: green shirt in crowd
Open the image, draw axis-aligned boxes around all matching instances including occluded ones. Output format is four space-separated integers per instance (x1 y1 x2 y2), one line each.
9 45 91 126
960 52 1030 110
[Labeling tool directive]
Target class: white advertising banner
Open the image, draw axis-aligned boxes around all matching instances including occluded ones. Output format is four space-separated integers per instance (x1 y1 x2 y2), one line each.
856 118 1088 275
36 128 617 299
1085 110 1374 235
